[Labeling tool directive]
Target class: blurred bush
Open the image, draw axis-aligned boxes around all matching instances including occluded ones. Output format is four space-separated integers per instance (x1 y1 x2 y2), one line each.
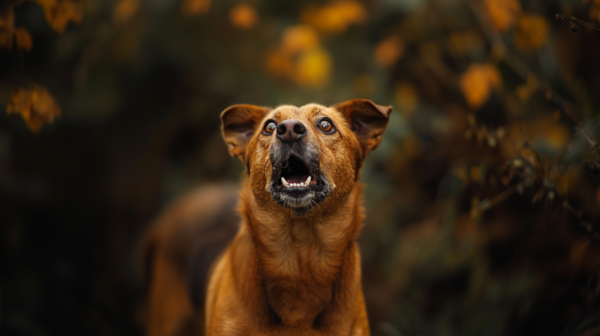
1 0 600 335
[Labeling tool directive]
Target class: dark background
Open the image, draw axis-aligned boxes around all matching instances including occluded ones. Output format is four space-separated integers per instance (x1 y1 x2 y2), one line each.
1 0 600 335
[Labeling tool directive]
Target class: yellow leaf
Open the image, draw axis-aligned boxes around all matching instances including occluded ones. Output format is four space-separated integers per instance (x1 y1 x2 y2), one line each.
6 85 61 133
34 0 84 34
113 0 140 24
514 14 549 53
229 4 258 30
292 48 331 88
0 9 15 50
460 64 502 109
15 27 32 51
374 36 404 67
482 0 521 32
281 25 319 55
181 0 211 16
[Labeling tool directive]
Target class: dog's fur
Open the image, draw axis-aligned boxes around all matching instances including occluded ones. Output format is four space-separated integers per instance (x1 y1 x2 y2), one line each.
142 99 392 336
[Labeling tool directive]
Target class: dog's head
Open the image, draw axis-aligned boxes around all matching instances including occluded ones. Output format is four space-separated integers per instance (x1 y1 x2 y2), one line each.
221 99 392 216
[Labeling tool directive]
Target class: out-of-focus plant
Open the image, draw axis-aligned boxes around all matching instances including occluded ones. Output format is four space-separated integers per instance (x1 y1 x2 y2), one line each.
6 85 61 132
3 0 83 132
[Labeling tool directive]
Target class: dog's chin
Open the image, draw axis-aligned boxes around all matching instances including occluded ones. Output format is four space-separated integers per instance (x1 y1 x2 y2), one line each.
269 154 330 216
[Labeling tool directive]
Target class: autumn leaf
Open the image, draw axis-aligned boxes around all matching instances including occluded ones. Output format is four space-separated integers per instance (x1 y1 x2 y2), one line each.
15 27 32 51
514 14 549 53
33 0 84 34
301 1 366 34
482 0 521 32
281 25 320 55
229 4 258 30
292 47 331 88
0 9 15 50
181 0 210 16
460 63 502 109
374 36 405 68
6 85 61 132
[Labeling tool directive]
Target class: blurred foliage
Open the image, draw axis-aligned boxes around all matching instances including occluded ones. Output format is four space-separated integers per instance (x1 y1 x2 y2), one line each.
1 0 600 335
6 85 61 132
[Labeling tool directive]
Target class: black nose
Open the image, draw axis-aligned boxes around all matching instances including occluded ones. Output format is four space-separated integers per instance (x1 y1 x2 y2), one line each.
276 119 307 143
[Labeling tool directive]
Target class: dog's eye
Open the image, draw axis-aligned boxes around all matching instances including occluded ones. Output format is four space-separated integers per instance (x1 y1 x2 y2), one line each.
318 119 335 134
263 121 277 135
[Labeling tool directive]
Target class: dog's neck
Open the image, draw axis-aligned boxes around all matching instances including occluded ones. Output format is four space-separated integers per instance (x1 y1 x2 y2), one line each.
235 180 364 328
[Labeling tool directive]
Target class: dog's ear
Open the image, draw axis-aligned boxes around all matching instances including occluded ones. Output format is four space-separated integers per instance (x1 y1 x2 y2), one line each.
334 99 392 158
221 104 271 163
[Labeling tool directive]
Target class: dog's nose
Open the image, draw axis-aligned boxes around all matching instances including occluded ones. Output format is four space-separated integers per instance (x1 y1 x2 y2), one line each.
276 119 307 143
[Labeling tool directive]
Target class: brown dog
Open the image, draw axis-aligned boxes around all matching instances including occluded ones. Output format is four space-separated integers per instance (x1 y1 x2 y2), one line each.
142 99 392 336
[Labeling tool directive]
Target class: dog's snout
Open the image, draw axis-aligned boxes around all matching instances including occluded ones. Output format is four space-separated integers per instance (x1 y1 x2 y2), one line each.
276 119 307 143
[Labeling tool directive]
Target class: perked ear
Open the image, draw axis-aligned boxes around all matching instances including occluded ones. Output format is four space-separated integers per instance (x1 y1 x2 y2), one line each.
220 104 271 163
334 99 393 157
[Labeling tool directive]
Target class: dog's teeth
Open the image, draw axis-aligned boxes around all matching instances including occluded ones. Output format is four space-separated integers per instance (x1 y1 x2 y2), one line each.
305 176 311 186
281 177 289 188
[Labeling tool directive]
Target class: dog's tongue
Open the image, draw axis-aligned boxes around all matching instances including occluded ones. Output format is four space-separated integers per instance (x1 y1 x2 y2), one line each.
286 175 309 183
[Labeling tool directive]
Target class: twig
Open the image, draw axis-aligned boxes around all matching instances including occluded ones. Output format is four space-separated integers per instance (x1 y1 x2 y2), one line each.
469 0 600 154
480 185 517 211
468 0 529 80
556 14 600 33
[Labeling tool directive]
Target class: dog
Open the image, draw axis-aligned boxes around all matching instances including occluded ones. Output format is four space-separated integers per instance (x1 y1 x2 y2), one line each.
142 99 392 336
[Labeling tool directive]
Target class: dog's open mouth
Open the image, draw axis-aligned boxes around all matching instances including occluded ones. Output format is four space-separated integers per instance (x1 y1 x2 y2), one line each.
279 155 318 189
270 154 330 214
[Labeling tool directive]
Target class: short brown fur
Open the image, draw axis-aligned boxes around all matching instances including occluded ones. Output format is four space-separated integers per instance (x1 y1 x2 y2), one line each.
143 99 392 336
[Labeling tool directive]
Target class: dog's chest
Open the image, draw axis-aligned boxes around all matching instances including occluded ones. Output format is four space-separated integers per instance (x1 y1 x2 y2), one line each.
265 273 334 327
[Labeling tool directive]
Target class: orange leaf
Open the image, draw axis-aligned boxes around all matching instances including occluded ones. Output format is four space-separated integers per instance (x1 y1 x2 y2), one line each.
229 4 258 30
301 1 366 34
33 0 84 33
514 14 549 53
374 36 405 67
6 85 61 132
460 64 502 109
281 25 319 55
483 0 521 32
